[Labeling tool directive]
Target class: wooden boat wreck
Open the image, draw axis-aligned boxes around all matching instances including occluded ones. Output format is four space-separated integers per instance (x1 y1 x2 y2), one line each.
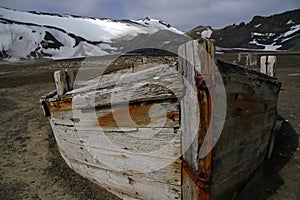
41 39 281 200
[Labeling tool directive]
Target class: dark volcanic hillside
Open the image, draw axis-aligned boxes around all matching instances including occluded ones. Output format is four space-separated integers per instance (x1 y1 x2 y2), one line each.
187 9 300 51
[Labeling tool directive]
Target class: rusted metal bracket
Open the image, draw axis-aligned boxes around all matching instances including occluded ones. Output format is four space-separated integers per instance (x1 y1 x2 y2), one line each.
196 74 213 91
182 159 211 189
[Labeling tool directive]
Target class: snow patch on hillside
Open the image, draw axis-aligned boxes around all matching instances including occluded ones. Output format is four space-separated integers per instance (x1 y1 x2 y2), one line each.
0 7 183 60
282 24 300 37
248 23 299 51
249 39 282 50
287 19 295 25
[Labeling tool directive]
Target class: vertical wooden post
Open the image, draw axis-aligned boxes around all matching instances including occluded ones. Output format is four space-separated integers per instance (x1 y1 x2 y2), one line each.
179 39 215 200
238 53 241 63
65 69 74 91
142 56 148 64
249 53 257 67
246 53 249 66
260 55 277 77
54 70 69 97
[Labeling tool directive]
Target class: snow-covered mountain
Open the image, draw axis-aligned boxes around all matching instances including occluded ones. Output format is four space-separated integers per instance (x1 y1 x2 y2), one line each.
187 9 300 51
0 7 186 60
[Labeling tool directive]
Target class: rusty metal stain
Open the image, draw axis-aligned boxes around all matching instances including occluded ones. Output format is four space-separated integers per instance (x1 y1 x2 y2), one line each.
141 83 149 88
47 97 73 112
167 113 180 121
97 102 179 127
196 74 212 91
97 104 151 127
182 76 213 199
182 162 210 200
182 160 211 189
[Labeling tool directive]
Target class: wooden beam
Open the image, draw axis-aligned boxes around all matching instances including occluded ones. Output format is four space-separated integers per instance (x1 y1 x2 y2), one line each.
54 70 68 97
54 69 74 97
180 39 215 200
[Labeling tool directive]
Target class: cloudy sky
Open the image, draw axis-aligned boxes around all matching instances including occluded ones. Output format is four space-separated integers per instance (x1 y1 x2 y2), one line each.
0 0 299 30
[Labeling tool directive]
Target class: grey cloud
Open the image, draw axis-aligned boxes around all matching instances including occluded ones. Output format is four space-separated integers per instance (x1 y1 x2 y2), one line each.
0 0 299 30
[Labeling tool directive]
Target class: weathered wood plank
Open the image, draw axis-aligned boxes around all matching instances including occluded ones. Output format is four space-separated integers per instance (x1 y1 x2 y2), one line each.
72 64 183 109
72 56 178 89
68 158 182 200
46 97 73 113
56 131 180 162
212 136 270 182
226 93 277 117
72 66 133 90
71 63 178 93
96 101 179 128
212 109 276 160
58 141 182 200
49 99 180 128
48 93 183 199
222 73 280 102
53 124 180 155
53 128 182 195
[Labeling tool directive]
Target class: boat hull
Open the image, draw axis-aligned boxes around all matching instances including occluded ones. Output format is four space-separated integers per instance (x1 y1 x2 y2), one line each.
41 40 281 200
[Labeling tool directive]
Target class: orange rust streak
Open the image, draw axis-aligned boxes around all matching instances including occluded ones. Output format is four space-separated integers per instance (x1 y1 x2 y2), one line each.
204 88 213 185
97 103 178 127
182 162 210 200
167 113 180 121
98 104 151 127
48 98 73 112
